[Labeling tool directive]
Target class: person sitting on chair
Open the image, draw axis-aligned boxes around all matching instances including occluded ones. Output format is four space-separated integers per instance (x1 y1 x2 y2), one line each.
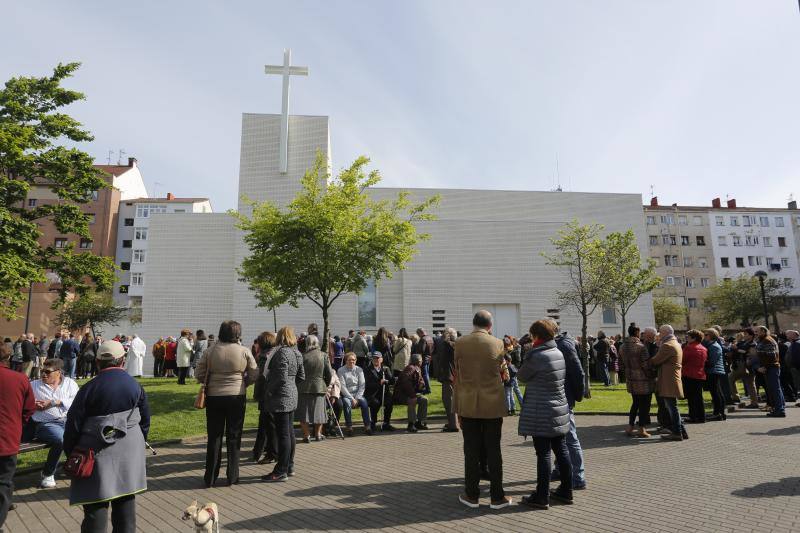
393 353 428 432
364 352 396 432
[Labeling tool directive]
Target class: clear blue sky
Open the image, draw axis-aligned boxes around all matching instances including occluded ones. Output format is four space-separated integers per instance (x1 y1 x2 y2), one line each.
4 1 799 211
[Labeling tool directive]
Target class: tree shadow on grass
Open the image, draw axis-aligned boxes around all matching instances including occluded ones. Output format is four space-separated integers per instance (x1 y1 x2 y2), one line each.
731 477 800 498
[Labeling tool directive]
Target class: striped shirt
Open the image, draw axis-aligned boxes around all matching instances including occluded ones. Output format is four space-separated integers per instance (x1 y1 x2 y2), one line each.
30 377 79 423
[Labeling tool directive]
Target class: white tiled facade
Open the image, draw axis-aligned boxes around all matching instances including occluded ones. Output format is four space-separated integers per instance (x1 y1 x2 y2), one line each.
136 112 654 360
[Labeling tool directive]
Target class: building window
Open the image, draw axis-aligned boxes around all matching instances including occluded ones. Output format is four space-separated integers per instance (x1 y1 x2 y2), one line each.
54 238 67 249
124 218 134 226
91 190 99 201
763 237 771 247
778 237 787 247
131 273 144 286
759 216 769 227
120 262 130 271
664 255 679 266
649 235 658 246
666 276 675 286
718 236 727 246
681 236 690 246
745 235 758 246
173 209 186 213
701 278 710 288
87 214 96 225
134 227 148 240
646 216 656 225
661 215 675 225
683 257 693 267
781 258 790 267
122 240 132 248
766 257 774 266
775 217 784 227
730 216 738 226
732 236 741 247
715 216 724 226
132 249 146 263
602 306 617 324
678 215 687 225
119 285 129 294
135 204 167 218
748 256 756 267
695 236 705 246
720 257 729 268
79 238 93 249
743 216 753 227
736 257 744 268
692 216 703 226
687 298 697 308
685 278 695 288
756 256 763 265
357 279 377 327
698 257 708 268
27 198 37 207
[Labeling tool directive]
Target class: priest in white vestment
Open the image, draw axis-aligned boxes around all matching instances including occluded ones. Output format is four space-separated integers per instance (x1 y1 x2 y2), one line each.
127 334 146 377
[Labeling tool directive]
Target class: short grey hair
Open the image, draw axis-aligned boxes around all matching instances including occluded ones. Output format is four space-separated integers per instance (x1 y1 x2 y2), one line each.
659 324 674 336
410 353 422 366
305 335 320 351
642 327 657 336
443 327 457 342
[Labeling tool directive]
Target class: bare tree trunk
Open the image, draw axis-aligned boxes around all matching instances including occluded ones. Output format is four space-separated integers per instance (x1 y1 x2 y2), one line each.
322 297 330 363
581 307 591 399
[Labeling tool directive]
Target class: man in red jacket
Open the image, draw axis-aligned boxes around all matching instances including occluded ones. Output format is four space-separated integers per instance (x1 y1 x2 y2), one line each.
0 341 36 529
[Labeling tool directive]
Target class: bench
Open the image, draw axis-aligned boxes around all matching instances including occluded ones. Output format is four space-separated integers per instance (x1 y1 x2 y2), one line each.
19 442 50 454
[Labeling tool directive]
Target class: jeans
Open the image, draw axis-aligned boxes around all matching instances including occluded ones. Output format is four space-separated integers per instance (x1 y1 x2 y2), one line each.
177 366 189 384
662 397 683 435
406 395 428 425
504 378 524 411
441 381 457 429
628 393 652 427
81 494 136 533
252 410 277 461
596 360 610 386
272 410 296 476
204 395 246 485
461 417 504 501
533 436 572 503
153 357 163 377
0 455 16 530
765 366 786 414
421 361 431 394
342 397 371 427
682 377 705 422
61 356 77 379
706 374 726 416
720 371 734 404
551 410 586 487
23 419 65 476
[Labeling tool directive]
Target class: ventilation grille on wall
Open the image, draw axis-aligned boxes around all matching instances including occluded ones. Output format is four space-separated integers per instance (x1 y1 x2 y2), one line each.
432 309 446 333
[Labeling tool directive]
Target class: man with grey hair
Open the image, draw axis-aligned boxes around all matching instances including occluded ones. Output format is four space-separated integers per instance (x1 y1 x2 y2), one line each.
649 325 686 440
393 353 427 432
433 327 458 432
453 310 511 509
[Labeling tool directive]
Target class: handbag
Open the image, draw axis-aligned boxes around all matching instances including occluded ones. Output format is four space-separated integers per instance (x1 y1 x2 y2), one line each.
63 447 95 478
194 349 212 409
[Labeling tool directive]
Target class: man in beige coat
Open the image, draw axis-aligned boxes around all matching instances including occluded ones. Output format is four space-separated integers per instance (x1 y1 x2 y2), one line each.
453 310 511 510
649 324 686 441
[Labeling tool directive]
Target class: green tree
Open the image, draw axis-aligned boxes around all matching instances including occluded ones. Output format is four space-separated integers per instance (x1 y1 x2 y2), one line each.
602 230 661 338
653 295 687 328
0 63 116 320
235 153 439 344
542 220 606 397
703 275 794 328
56 292 129 338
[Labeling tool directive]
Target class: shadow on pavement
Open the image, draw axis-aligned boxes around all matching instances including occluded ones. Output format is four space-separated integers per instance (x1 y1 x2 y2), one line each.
731 477 800 498
746 425 800 437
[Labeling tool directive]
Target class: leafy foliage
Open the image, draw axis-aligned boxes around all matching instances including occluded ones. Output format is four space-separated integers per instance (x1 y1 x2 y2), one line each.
601 230 661 337
56 292 128 337
703 275 794 327
653 296 687 328
235 152 439 341
0 63 116 319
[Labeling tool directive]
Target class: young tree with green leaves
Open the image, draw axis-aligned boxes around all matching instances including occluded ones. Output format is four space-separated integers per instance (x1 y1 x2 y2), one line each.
56 292 129 338
653 295 687 329
0 63 116 320
235 152 439 344
602 230 661 338
542 220 606 397
703 275 794 329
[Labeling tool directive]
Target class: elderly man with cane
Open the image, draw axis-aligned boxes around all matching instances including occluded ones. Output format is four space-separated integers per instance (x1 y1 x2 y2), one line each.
365 352 396 432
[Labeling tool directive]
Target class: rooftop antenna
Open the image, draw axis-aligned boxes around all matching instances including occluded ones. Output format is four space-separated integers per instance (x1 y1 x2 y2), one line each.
153 181 163 199
106 149 114 165
117 149 126 165
789 193 795 202
650 184 654 199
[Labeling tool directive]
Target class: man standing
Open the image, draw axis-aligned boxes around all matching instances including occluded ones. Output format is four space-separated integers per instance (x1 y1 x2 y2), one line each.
641 327 665 428
755 326 785 418
127 334 146 378
649 325 686 441
21 333 38 378
453 310 511 509
415 328 434 394
434 328 459 432
351 330 369 369
47 332 62 360
551 322 587 490
59 333 80 379
787 330 800 407
0 341 36 530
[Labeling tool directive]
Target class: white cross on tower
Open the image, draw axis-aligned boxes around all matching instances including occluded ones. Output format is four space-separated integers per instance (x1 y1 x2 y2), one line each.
265 49 309 174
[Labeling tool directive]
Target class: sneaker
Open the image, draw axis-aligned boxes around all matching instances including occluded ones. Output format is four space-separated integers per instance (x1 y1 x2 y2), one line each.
314 435 325 442
261 472 288 482
258 454 276 465
490 496 513 510
520 495 548 510
301 437 311 444
364 428 373 436
743 404 760 409
287 467 295 477
39 474 56 489
660 432 683 441
458 493 480 509
550 489 573 505
345 427 354 437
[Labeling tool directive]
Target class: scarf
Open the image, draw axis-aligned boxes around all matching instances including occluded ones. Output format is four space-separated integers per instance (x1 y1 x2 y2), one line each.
659 334 676 346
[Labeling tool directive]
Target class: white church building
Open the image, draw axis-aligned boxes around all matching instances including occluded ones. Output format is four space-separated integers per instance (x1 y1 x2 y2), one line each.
137 50 654 352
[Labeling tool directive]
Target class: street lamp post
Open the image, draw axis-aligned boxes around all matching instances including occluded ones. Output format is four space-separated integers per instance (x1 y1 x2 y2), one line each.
23 282 33 333
754 270 770 331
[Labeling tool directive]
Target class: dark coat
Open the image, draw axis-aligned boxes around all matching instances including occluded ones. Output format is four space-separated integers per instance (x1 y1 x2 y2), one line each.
703 340 725 375
620 337 654 395
432 339 455 383
21 339 38 362
265 346 306 412
594 338 610 363
364 364 393 406
555 334 585 406
517 340 570 438
393 364 424 404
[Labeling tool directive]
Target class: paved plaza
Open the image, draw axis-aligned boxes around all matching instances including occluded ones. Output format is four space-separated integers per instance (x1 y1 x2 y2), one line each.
5 410 799 533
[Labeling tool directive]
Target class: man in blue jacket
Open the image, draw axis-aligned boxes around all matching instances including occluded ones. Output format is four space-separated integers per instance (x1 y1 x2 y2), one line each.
58 333 80 379
550 321 587 490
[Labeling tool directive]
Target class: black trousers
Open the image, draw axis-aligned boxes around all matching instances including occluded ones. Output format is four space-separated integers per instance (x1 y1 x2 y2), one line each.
682 377 706 422
368 389 394 428
252 410 278 461
628 393 652 427
205 395 246 486
82 495 136 533
177 366 189 384
533 436 572 504
273 410 296 476
153 358 163 377
655 394 669 427
706 374 726 416
461 417 504 501
0 455 16 530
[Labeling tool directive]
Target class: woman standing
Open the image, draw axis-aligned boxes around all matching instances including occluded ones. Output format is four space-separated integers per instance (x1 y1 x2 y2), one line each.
79 334 96 379
391 328 412 378
620 325 653 437
703 328 727 421
176 329 193 385
681 330 708 423
296 335 333 442
262 326 305 482
191 330 208 378
164 337 177 378
518 319 573 510
195 321 257 487
253 331 278 463
608 342 620 386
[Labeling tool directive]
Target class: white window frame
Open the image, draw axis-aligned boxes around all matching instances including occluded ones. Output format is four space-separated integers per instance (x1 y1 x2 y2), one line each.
701 278 710 288
132 249 146 263
134 227 148 240
646 215 656 225
763 236 772 247
775 217 784 227
781 258 790 267
131 273 144 286
718 236 727 246
730 216 739 226
715 216 724 226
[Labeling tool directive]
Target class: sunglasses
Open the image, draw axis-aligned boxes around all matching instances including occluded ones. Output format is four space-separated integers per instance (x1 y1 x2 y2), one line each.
41 369 60 375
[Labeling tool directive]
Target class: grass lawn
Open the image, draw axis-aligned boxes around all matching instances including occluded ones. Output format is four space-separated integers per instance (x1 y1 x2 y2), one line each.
17 377 738 470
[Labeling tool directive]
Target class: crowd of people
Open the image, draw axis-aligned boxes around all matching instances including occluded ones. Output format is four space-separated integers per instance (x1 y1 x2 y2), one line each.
1 311 798 531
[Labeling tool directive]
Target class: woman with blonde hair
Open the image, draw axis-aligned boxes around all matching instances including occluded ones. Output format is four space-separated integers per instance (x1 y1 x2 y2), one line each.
262 326 305 482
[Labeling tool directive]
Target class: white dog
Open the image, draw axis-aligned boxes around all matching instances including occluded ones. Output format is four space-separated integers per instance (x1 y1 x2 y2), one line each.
182 500 220 533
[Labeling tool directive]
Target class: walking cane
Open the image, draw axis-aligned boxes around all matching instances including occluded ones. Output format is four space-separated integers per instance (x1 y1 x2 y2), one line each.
325 396 346 440
145 441 157 456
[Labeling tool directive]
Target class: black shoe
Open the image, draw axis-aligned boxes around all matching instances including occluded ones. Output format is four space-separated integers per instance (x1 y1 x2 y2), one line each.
766 411 786 418
442 426 459 433
382 424 396 432
681 430 689 440
550 490 574 505
407 424 418 433
520 495 548 510
261 472 288 482
414 421 429 430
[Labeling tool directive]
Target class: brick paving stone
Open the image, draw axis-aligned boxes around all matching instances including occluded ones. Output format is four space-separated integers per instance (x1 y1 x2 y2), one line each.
4 409 799 532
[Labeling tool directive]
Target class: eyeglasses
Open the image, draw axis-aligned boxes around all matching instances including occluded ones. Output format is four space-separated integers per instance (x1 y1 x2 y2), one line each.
41 369 59 375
